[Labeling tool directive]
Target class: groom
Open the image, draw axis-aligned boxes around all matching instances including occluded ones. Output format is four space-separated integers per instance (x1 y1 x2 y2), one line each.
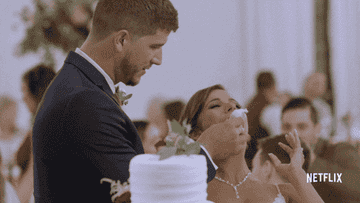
32 0 247 202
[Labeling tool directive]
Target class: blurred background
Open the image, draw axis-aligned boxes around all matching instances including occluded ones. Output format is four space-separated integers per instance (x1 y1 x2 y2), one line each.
1 0 360 202
1 0 360 147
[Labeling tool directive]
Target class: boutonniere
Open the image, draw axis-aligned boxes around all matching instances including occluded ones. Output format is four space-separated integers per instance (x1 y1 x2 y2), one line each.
157 119 201 160
115 87 132 106
100 178 130 203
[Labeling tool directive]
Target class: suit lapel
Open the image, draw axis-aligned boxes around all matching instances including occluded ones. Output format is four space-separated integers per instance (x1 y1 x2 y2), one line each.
64 51 118 103
63 51 143 153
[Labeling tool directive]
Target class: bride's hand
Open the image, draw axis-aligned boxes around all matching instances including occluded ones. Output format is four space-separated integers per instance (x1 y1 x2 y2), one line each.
268 130 305 182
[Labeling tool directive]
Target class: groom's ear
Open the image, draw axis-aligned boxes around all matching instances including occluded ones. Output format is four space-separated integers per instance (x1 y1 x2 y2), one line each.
114 30 130 52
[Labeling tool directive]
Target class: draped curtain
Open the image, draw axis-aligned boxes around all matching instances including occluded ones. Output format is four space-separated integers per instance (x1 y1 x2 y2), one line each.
236 0 315 105
329 0 360 142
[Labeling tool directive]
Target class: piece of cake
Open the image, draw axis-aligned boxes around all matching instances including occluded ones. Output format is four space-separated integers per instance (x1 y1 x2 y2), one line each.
129 154 213 203
231 108 249 134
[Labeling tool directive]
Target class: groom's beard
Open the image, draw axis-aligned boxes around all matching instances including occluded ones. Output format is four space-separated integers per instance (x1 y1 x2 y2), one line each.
119 56 140 86
126 80 136 86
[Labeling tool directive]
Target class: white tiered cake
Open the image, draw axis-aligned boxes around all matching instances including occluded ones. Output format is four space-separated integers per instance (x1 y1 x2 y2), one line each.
129 154 213 203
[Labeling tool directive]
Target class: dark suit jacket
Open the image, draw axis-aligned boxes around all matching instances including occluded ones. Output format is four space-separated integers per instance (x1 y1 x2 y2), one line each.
32 51 216 203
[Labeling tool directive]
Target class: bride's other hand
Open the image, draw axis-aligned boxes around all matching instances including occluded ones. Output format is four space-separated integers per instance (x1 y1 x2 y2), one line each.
268 130 305 182
268 132 325 203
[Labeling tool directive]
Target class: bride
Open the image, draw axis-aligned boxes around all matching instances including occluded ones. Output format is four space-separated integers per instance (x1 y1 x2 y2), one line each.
179 84 324 203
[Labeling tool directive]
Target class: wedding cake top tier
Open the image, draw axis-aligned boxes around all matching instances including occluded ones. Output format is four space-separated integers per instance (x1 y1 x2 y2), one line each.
129 154 213 203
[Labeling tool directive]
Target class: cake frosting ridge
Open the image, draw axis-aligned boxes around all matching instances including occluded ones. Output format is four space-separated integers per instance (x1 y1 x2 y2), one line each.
129 154 213 203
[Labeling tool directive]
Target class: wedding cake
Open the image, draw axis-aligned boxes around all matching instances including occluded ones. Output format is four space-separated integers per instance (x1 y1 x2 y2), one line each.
129 154 213 203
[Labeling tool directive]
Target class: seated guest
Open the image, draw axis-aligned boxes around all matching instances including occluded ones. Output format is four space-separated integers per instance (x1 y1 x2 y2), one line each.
0 162 21 203
246 71 277 169
142 100 186 154
260 92 292 137
303 72 333 140
252 134 311 182
281 98 360 202
143 97 169 154
15 64 56 203
163 100 186 122
0 96 24 184
252 134 310 201
132 120 149 142
180 84 323 203
133 120 165 154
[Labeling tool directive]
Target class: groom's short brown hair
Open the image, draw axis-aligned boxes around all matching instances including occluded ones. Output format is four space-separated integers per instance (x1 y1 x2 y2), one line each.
92 0 179 40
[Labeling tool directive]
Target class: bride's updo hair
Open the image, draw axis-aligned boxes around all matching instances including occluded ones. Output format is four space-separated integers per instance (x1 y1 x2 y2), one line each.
179 84 240 141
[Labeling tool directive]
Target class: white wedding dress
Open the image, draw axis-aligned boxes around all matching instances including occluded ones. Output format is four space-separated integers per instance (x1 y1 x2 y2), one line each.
272 184 286 203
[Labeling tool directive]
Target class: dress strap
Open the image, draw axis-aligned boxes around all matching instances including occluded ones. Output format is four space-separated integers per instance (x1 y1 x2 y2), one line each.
273 184 286 203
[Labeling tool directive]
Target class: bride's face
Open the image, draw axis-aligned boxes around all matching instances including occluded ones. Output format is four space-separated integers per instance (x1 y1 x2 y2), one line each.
197 89 238 132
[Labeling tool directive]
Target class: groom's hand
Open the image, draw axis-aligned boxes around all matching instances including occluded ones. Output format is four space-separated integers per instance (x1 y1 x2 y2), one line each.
197 117 249 163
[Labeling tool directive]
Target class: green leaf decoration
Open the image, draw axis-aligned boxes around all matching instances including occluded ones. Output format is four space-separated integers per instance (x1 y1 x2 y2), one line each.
176 136 186 149
169 119 187 136
165 132 178 147
185 142 201 156
158 146 177 160
157 119 202 160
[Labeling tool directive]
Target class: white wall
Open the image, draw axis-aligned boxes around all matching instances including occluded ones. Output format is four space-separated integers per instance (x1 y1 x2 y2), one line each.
1 0 39 131
329 0 360 142
122 0 245 120
1 0 315 125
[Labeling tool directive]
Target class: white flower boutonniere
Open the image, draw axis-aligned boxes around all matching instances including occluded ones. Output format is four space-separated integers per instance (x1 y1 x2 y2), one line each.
100 178 130 202
115 87 132 106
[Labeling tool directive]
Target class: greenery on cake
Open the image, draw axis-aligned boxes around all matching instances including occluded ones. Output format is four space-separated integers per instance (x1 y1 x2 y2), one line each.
157 119 201 160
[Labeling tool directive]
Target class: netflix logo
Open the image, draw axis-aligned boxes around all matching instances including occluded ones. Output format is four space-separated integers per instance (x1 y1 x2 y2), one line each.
306 173 342 183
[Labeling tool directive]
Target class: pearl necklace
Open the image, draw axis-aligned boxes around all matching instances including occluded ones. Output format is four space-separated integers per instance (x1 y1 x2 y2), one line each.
214 172 251 199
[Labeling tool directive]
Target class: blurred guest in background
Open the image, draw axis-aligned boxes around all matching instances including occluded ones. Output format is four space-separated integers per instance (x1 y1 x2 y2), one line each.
281 98 360 202
142 99 185 154
15 64 56 203
0 96 22 203
0 158 20 203
143 97 168 154
252 134 311 183
132 120 149 142
245 71 277 169
0 96 24 183
304 72 333 140
251 134 311 202
163 100 185 122
260 92 292 137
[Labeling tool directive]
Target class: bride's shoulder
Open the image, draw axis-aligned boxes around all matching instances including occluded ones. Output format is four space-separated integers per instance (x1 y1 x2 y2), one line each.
245 176 264 186
241 176 267 191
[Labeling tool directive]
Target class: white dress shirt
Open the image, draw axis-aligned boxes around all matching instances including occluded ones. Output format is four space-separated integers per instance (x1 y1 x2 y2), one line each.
75 48 116 94
74 48 218 170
